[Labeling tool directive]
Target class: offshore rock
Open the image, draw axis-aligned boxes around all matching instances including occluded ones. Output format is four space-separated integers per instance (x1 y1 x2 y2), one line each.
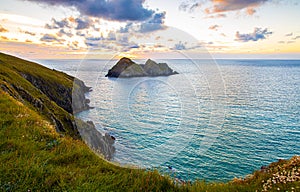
105 57 178 78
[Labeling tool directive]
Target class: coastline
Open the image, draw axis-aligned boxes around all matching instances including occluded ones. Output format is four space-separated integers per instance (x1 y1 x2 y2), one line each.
0 52 299 191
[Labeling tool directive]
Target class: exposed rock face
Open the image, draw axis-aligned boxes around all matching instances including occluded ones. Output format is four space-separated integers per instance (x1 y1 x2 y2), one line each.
76 120 115 160
105 57 178 78
0 54 87 136
0 52 116 159
20 72 92 114
72 78 93 114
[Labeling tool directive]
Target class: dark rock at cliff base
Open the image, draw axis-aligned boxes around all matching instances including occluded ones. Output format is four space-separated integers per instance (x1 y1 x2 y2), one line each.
77 120 115 160
105 57 178 78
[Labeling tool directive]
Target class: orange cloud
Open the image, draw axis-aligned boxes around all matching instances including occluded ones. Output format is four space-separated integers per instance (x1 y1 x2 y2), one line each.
0 25 8 32
246 7 256 15
206 0 268 15
1 36 8 40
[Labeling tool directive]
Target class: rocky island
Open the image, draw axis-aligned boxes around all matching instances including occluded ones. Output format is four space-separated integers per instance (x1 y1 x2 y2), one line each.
105 57 178 78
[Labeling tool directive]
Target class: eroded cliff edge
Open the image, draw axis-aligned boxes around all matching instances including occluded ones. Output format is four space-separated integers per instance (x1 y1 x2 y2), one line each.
0 52 115 159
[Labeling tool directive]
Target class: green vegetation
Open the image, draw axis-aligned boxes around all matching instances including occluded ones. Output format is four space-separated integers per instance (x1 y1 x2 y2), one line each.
0 52 91 138
0 90 177 191
0 52 299 191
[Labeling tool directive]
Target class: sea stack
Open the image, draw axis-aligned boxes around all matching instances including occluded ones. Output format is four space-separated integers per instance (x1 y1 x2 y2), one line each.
105 57 178 78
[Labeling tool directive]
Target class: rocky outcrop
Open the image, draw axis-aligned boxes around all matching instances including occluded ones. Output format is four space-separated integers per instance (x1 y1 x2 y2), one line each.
0 52 116 159
20 72 92 114
105 57 178 78
76 120 115 160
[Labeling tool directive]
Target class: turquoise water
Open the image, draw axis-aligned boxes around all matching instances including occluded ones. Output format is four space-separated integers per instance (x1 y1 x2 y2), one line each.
39 59 300 182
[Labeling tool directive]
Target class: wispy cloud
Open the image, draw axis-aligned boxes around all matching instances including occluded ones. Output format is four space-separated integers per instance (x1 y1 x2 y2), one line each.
287 41 295 44
205 13 227 19
293 36 300 40
205 0 269 15
0 24 8 32
235 28 272 42
40 34 63 43
180 0 269 16
18 28 36 36
285 32 293 37
173 41 186 50
179 0 203 12
1 36 8 40
209 24 220 31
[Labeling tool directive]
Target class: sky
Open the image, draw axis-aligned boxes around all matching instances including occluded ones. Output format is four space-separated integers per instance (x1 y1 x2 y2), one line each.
0 0 299 59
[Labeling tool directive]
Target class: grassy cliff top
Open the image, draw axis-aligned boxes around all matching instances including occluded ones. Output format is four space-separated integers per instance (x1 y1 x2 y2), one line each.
0 53 299 191
0 52 92 138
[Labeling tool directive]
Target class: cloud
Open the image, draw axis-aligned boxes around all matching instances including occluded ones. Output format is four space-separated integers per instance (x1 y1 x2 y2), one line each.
205 13 226 19
139 12 167 33
24 0 155 21
45 17 92 30
107 31 117 41
24 31 36 36
117 35 129 46
40 34 62 42
287 41 295 44
293 36 300 40
173 41 186 50
45 18 70 29
235 28 272 42
181 0 269 15
19 29 36 36
129 45 139 49
76 31 86 37
119 23 133 33
85 36 104 41
0 25 8 32
205 0 269 14
179 0 203 12
285 32 293 36
1 36 8 40
172 41 203 51
116 12 167 34
57 29 73 37
75 17 92 30
220 33 227 37
209 24 220 31
246 7 256 15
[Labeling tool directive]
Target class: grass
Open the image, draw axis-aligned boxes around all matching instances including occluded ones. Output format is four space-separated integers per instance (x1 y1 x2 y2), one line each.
0 52 86 138
0 91 178 191
0 52 299 191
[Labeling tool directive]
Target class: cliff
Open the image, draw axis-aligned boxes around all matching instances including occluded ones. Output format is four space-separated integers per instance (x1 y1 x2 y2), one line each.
105 57 178 78
0 53 85 138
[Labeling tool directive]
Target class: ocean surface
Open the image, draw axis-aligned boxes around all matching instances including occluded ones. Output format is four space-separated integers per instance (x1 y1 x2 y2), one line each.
39 59 300 182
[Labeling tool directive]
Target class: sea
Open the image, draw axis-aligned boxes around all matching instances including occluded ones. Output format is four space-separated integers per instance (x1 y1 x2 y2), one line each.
38 59 300 182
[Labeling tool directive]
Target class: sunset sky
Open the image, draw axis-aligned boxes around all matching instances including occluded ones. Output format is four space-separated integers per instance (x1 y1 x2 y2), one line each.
0 0 299 59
